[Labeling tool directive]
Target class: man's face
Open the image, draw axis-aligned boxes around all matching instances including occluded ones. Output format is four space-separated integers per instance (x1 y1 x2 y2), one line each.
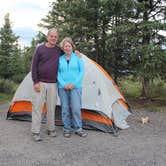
47 31 58 46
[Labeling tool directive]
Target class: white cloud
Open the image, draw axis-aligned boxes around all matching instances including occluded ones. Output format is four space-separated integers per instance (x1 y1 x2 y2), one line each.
13 27 37 46
0 0 53 46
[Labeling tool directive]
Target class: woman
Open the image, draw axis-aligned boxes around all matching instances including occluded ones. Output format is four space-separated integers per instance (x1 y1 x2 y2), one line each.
57 37 87 138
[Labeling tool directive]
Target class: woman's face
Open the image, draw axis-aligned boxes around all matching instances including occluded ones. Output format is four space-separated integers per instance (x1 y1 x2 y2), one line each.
63 41 73 55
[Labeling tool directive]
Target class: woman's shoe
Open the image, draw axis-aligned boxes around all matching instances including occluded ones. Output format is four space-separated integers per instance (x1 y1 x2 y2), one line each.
75 130 87 137
63 131 71 138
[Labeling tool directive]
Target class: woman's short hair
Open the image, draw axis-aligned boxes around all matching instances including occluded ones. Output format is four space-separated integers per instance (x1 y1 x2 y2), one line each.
60 37 75 50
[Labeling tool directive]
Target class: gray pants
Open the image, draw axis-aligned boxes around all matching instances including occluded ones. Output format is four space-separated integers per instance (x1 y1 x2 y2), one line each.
31 82 57 134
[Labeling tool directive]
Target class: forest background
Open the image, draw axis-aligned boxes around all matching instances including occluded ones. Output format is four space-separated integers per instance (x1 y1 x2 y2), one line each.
0 0 165 110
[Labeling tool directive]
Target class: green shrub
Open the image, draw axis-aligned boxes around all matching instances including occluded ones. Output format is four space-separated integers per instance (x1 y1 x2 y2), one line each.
11 73 26 83
119 79 141 99
0 93 12 103
0 79 16 94
149 81 166 100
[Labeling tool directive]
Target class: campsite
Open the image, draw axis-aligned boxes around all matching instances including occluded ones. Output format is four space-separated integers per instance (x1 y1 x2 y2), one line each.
0 0 166 165
1 55 166 166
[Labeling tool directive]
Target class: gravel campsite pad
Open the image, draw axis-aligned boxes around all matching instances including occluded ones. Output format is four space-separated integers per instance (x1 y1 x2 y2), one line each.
0 102 166 166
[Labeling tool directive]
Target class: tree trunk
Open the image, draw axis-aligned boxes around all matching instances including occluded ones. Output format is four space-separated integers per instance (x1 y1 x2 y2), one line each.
94 35 100 63
141 77 150 99
140 4 151 99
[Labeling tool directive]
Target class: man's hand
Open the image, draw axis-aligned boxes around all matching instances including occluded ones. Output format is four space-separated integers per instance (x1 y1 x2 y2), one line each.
34 83 40 92
75 50 83 57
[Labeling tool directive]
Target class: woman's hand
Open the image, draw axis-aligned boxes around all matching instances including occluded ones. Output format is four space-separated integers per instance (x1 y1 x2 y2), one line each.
68 84 74 90
64 84 74 90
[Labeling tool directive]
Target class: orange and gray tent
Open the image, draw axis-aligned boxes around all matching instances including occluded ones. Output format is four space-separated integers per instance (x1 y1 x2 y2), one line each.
7 55 131 133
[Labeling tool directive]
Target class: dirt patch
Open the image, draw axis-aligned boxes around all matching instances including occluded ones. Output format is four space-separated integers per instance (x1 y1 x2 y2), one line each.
129 98 166 109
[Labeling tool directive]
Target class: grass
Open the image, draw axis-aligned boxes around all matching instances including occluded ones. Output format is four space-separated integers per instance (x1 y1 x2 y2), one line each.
119 79 142 99
119 78 166 111
0 80 18 104
0 93 12 104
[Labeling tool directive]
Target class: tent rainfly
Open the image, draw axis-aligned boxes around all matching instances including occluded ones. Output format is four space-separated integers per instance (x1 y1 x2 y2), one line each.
7 55 131 134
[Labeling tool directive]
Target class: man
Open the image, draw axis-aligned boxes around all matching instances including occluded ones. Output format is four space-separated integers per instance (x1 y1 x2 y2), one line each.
31 28 63 141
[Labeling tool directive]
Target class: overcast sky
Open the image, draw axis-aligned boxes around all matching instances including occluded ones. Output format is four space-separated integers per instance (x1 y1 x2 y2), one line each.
0 0 53 46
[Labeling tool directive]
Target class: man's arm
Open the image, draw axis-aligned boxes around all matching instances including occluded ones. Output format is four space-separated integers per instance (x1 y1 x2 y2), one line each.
31 46 40 92
75 50 83 57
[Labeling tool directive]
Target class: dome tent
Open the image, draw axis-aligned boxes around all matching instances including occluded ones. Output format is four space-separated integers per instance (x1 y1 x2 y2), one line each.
7 55 131 134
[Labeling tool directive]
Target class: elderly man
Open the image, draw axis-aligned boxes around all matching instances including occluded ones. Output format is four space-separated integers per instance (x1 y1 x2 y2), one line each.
31 28 63 141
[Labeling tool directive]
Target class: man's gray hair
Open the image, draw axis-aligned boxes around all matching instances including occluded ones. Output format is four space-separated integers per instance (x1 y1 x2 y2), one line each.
47 28 58 36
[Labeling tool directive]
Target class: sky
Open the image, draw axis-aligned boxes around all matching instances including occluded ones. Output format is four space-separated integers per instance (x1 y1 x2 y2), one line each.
0 0 53 46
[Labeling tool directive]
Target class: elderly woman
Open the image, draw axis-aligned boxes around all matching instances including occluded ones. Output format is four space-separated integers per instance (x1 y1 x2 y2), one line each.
57 37 87 138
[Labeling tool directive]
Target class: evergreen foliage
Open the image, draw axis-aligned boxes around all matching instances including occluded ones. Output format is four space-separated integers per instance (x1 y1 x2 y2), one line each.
0 13 25 82
39 0 166 97
0 1 165 99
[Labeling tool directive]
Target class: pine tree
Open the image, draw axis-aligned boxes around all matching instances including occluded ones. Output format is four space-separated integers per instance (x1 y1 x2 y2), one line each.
0 13 19 57
39 0 134 80
38 0 166 95
0 13 23 80
129 0 166 98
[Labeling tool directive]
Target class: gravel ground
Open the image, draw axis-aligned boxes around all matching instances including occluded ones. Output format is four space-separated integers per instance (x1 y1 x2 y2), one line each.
0 102 166 166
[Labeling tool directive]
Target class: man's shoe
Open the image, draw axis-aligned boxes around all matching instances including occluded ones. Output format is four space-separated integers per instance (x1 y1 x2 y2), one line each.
63 131 71 138
32 133 42 142
112 132 119 137
75 130 87 137
47 130 57 137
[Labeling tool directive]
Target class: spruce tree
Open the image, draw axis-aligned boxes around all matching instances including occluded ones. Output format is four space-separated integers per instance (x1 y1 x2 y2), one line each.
129 0 166 97
0 13 22 80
